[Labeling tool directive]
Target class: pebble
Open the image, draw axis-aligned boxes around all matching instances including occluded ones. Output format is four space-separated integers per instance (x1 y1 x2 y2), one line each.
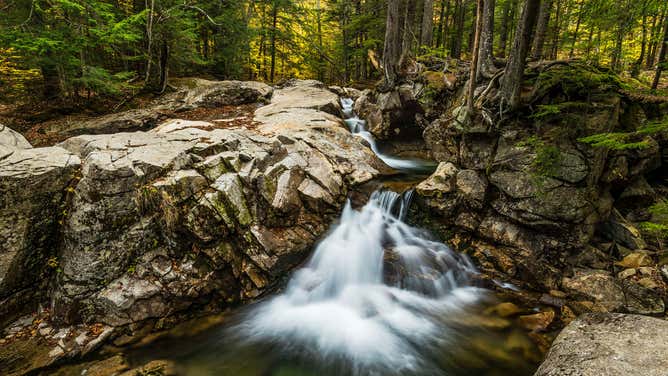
638 266 654 276
48 346 65 358
39 327 53 336
617 268 636 279
638 277 659 289
52 328 70 339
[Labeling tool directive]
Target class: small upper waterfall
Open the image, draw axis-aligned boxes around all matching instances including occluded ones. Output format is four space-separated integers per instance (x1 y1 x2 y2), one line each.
233 190 483 375
340 98 426 171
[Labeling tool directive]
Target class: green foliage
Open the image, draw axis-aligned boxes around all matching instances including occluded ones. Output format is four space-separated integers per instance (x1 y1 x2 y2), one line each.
640 200 668 240
578 117 668 150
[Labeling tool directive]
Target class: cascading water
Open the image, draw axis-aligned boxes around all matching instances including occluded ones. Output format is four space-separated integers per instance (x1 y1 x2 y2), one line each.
126 98 541 376
233 190 482 375
340 98 428 171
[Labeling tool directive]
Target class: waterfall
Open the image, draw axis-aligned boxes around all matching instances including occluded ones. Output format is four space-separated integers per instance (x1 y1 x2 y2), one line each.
235 190 483 375
340 98 426 171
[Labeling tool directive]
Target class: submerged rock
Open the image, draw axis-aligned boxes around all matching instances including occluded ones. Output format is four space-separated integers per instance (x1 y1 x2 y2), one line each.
535 313 668 376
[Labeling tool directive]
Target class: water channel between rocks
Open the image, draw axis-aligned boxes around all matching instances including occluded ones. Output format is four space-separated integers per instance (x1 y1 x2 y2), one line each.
124 99 543 376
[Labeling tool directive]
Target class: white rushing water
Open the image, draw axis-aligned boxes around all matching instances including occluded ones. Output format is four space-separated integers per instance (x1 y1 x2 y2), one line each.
237 190 483 375
340 98 426 171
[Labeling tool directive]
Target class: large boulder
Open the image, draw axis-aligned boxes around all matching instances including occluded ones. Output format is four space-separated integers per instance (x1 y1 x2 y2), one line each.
535 313 668 376
0 127 81 326
44 81 385 326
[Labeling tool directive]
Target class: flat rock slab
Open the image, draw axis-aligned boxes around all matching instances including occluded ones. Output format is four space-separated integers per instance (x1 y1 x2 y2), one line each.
535 313 668 376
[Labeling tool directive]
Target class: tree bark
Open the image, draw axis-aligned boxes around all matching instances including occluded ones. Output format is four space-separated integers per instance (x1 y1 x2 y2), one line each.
383 0 405 87
403 0 418 56
549 0 563 59
530 0 552 60
499 0 540 109
652 13 668 90
269 1 278 82
468 0 483 113
568 0 583 59
498 0 517 58
477 0 495 78
421 0 434 47
451 0 466 59
435 0 449 48
632 1 649 78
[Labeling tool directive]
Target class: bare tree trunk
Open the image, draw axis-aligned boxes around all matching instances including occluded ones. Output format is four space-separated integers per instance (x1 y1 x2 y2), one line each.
158 40 169 93
652 14 668 90
468 0 483 113
435 0 449 48
383 0 405 87
316 0 324 81
143 0 155 87
269 1 278 82
568 0 583 59
451 0 466 59
403 0 418 56
549 0 563 59
498 0 517 58
649 6 667 69
477 0 495 78
632 1 649 78
647 11 661 68
421 0 434 47
531 0 552 60
500 0 540 109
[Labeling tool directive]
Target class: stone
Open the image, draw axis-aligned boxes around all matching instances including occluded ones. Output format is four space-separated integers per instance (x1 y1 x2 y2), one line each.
0 143 81 326
617 268 636 279
485 302 522 317
416 162 458 196
455 169 487 209
518 310 555 331
615 251 653 268
600 209 646 250
562 270 624 312
535 313 668 376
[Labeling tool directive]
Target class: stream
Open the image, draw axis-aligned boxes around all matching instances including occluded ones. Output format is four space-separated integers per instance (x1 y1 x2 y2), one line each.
125 99 542 376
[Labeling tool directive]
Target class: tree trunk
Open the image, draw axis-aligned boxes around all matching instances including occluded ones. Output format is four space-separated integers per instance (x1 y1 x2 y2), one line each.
549 0 563 59
420 0 434 48
468 0 483 113
498 0 517 58
143 0 155 87
652 14 668 90
41 59 62 100
421 0 434 47
403 0 418 56
269 1 278 82
632 2 649 78
649 7 667 69
316 0 324 81
477 0 495 78
568 0 583 59
451 0 466 59
499 0 540 109
158 40 169 93
435 0 449 48
531 0 552 60
383 0 405 87
647 12 660 68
